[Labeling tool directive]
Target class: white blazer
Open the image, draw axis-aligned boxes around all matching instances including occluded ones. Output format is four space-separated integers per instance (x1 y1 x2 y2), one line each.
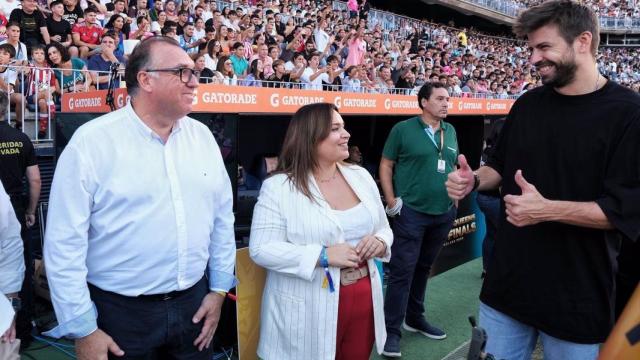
249 163 393 360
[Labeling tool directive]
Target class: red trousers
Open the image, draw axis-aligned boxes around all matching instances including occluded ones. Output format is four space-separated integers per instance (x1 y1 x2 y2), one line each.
335 275 375 360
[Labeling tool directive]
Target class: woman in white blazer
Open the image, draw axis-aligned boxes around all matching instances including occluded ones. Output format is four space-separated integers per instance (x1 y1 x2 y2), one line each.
249 103 393 360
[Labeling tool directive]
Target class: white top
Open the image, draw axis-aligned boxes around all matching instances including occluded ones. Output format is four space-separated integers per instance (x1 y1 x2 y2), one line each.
0 180 24 295
0 40 28 64
331 202 372 248
43 102 236 339
301 67 328 90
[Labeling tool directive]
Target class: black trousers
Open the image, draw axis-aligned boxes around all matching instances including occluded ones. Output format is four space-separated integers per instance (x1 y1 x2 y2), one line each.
88 277 214 360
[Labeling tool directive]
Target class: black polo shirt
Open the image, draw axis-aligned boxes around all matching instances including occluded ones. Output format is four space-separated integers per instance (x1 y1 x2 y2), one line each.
0 122 37 197
482 81 640 343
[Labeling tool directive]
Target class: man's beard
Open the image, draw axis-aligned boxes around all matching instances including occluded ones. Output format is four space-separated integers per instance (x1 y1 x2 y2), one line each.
535 55 578 88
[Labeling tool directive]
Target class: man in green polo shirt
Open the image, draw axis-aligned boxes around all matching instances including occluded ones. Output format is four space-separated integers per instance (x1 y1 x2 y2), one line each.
380 82 459 357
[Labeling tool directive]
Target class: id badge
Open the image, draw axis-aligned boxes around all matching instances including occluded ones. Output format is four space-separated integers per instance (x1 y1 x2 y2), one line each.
437 159 446 173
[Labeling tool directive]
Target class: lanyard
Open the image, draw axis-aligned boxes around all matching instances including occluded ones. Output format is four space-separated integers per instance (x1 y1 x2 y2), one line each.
423 123 445 159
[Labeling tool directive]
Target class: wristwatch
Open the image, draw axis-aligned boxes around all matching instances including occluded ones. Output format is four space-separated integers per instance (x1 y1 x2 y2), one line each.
8 297 21 312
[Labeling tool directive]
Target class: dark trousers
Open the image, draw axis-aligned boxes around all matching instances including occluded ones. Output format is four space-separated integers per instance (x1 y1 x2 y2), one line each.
476 194 501 272
89 277 214 360
384 205 456 338
10 195 34 341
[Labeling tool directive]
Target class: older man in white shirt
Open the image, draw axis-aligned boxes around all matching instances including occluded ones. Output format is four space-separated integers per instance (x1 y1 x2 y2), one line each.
0 180 25 344
44 37 236 360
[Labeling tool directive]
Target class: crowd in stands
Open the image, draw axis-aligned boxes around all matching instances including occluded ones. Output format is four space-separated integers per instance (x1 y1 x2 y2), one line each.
491 0 639 18
0 0 639 128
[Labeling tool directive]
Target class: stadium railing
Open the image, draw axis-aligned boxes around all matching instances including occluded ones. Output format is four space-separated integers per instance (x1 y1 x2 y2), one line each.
2 65 520 140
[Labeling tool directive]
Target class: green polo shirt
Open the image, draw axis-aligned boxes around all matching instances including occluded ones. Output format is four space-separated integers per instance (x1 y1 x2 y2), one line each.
382 116 459 215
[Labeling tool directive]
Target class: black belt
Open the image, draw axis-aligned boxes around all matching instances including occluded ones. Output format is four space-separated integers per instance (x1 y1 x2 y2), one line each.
137 277 204 301
89 277 205 302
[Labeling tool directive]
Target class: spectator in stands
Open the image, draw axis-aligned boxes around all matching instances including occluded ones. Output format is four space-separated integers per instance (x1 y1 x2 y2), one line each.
347 0 359 19
301 51 329 90
265 59 291 88
375 65 393 93
0 44 24 129
251 43 273 78
193 17 206 41
25 44 56 137
72 7 103 59
149 0 163 22
105 14 128 58
127 0 148 20
324 55 344 91
130 16 154 41
215 55 237 85
44 36 235 360
249 102 392 360
175 10 190 36
164 0 178 21
179 22 205 58
343 65 362 92
229 41 248 79
0 22 28 66
46 41 93 93
88 31 126 90
242 58 263 87
203 39 220 71
62 0 84 27
9 0 50 49
194 53 214 84
151 10 167 35
398 70 417 94
46 2 75 55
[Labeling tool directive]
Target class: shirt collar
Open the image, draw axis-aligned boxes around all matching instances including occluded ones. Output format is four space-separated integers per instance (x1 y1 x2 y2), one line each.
125 101 183 143
415 116 448 132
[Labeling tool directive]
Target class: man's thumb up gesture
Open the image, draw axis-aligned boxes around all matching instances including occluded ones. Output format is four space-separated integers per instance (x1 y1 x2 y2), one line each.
446 154 475 200
504 170 548 227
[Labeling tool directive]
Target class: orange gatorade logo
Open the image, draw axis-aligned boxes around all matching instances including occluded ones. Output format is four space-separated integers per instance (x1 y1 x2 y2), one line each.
63 85 515 115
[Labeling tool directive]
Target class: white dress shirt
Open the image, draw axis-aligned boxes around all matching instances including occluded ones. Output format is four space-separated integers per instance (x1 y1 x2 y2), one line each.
0 181 24 295
43 102 236 339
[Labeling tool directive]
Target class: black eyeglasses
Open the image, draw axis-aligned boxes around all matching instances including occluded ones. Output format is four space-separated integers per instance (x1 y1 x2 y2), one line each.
145 67 201 83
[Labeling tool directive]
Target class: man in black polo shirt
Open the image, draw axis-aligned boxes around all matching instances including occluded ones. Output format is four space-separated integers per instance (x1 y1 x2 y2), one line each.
0 90 41 348
446 1 640 359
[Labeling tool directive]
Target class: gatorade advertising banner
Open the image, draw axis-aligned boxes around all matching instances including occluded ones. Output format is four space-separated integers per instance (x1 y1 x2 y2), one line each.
61 86 515 116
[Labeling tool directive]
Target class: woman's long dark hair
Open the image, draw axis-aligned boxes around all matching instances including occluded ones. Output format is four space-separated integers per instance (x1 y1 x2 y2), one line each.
276 103 338 200
248 59 263 80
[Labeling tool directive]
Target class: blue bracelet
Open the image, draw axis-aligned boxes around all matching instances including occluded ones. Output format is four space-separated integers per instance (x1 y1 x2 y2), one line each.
320 246 329 268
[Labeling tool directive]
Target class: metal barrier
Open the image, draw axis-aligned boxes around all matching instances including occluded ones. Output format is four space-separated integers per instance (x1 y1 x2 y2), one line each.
2 64 520 141
2 65 123 142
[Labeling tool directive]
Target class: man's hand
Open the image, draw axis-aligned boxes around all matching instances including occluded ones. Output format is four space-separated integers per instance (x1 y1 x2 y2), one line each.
445 154 474 200
504 170 549 227
25 213 36 227
355 235 386 261
75 329 124 360
1 316 16 343
192 292 224 351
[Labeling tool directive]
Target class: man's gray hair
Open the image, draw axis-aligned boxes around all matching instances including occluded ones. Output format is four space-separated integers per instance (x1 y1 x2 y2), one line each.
0 90 8 120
